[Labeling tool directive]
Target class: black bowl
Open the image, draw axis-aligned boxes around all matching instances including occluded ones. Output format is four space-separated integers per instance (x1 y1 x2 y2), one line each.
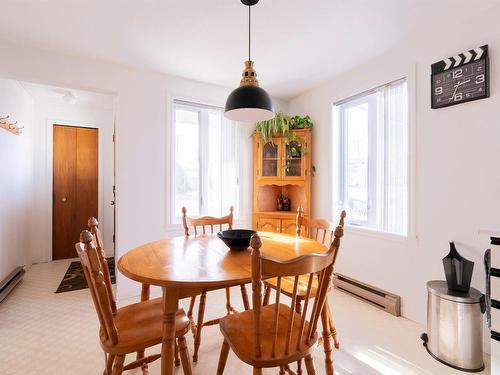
217 230 256 251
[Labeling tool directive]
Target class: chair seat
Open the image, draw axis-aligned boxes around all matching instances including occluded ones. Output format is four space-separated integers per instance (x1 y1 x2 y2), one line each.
100 297 190 355
264 274 326 300
219 304 318 368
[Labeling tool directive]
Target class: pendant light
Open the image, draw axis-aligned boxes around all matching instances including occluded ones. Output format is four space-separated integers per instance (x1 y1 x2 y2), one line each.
224 0 274 123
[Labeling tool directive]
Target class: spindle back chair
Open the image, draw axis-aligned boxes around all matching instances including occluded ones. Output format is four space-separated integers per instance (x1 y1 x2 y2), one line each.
182 206 234 236
216 222 344 375
181 206 251 363
76 230 192 375
88 217 116 314
296 209 335 246
263 210 346 374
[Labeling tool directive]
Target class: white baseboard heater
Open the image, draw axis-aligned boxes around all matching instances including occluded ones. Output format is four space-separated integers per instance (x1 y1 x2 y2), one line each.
0 266 26 303
333 273 401 316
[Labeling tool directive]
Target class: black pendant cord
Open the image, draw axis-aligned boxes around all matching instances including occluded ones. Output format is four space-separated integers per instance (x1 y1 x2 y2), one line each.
248 4 251 61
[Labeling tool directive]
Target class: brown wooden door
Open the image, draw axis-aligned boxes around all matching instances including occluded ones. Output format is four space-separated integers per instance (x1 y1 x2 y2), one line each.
53 125 98 260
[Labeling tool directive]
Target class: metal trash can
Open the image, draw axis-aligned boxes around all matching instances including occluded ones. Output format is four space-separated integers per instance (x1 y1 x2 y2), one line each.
421 280 485 372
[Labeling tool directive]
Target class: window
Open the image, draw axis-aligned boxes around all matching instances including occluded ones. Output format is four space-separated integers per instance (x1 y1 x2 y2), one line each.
335 79 408 235
172 100 239 221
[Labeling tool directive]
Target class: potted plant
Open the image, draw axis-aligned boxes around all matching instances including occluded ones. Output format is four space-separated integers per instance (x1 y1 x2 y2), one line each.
253 112 313 144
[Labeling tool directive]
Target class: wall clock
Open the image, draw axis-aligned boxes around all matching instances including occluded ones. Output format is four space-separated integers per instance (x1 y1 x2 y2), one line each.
431 45 489 109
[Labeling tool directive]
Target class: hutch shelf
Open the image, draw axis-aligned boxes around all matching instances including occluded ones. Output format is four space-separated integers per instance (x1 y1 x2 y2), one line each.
253 128 311 233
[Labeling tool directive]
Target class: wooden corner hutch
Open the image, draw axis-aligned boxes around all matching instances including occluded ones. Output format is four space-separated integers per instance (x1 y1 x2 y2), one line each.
253 129 311 234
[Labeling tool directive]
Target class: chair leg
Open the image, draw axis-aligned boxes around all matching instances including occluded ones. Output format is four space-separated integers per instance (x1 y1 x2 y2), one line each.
193 290 207 362
178 336 192 375
326 301 340 349
279 366 286 375
216 339 230 375
188 296 197 338
321 306 334 375
105 353 115 375
263 285 271 306
225 287 232 314
240 284 250 310
136 349 149 374
304 355 316 375
295 299 302 314
253 368 263 375
296 358 303 375
174 340 181 366
111 354 125 375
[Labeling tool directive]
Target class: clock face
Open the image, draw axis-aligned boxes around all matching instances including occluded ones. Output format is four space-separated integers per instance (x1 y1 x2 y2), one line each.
431 45 489 109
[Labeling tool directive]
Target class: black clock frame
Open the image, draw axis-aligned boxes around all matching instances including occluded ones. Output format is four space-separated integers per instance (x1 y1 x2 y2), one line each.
431 45 489 109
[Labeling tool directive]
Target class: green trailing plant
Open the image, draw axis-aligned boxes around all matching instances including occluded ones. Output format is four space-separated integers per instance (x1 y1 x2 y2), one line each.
289 115 313 129
254 112 314 174
254 112 313 143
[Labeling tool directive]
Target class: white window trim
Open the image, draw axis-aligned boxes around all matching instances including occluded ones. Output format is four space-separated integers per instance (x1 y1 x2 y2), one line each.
332 70 417 241
167 97 244 229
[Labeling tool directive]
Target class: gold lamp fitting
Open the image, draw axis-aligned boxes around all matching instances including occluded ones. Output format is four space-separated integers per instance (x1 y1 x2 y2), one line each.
239 60 260 87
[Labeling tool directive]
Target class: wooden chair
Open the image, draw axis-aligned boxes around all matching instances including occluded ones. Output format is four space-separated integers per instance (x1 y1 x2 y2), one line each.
76 229 192 375
182 206 251 362
262 210 345 375
216 221 344 375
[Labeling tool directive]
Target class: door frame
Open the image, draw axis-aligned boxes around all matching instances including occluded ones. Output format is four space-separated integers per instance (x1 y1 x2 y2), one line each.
46 119 109 261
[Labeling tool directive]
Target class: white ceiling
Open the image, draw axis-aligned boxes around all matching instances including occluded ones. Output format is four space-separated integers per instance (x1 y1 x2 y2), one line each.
20 81 116 110
1 0 498 100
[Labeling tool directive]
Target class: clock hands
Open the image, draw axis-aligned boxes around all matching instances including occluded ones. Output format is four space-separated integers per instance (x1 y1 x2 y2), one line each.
449 79 471 101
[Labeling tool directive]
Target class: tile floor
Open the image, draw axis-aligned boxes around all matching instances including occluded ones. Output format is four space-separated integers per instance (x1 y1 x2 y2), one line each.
0 260 490 375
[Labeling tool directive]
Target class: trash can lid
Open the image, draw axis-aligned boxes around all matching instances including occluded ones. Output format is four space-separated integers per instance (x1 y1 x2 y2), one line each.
426 280 483 303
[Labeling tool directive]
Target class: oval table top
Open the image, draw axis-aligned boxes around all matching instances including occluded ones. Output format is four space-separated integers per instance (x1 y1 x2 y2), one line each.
118 232 327 288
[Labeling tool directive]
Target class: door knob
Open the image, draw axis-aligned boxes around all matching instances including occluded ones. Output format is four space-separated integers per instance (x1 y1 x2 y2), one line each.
61 197 67 202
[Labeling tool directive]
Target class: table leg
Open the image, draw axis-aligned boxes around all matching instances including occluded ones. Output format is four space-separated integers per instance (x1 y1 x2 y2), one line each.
137 284 151 372
141 283 150 301
161 287 179 375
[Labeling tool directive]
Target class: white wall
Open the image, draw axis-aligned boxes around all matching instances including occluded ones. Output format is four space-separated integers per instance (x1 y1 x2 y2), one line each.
30 95 115 262
0 39 285 299
0 79 34 282
287 12 500 331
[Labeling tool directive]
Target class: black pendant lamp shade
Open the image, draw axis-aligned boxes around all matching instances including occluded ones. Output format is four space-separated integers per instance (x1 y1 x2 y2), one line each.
225 65 274 123
224 0 274 122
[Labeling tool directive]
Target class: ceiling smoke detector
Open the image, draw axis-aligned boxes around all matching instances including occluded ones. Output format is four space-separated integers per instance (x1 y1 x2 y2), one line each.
63 91 77 104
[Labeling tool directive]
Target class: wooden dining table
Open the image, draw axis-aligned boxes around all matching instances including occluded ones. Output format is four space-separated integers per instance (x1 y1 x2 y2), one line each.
118 231 328 375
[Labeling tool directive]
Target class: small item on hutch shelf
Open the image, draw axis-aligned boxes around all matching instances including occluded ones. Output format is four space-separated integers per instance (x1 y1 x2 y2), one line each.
443 241 474 293
217 229 256 251
278 194 291 211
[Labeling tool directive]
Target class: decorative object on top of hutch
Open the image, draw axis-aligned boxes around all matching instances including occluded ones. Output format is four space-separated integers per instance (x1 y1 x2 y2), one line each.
431 45 489 109
253 114 312 234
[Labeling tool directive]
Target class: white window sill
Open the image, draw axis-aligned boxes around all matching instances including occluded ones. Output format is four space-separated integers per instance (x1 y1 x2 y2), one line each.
344 224 413 243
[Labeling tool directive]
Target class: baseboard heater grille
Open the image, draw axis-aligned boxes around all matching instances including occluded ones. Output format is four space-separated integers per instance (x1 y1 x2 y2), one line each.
333 273 401 316
0 266 25 303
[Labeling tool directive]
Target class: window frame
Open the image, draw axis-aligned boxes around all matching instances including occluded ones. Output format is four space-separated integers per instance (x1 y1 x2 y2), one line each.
335 78 409 236
170 99 240 224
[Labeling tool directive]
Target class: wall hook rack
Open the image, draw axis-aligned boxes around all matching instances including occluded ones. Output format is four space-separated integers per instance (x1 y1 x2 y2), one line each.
0 115 22 135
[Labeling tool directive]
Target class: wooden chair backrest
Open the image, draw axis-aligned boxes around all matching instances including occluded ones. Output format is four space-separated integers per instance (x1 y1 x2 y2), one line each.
250 211 346 359
182 206 234 236
88 217 116 313
296 207 336 246
75 230 118 345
